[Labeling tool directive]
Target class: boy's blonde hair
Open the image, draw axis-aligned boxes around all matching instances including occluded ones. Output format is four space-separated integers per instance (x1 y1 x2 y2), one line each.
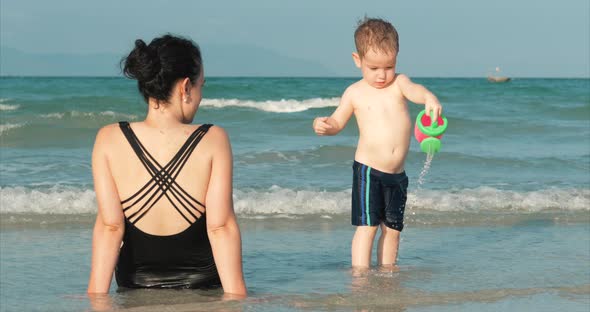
354 18 399 57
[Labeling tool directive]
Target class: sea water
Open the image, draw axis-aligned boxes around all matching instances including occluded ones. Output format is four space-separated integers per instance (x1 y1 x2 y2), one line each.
1 77 589 311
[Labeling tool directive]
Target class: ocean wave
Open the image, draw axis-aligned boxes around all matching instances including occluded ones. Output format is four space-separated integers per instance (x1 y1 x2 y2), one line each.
236 145 355 164
39 110 139 120
0 111 139 139
201 98 339 113
0 103 20 111
0 186 97 214
0 123 25 135
408 187 590 212
1 186 588 216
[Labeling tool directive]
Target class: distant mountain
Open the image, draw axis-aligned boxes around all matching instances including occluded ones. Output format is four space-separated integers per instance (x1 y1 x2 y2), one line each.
201 44 336 77
0 45 336 77
0 46 121 76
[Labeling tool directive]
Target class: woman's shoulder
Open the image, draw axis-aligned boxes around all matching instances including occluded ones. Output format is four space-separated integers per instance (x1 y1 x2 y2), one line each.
93 123 126 150
196 124 231 153
95 122 124 138
200 124 227 138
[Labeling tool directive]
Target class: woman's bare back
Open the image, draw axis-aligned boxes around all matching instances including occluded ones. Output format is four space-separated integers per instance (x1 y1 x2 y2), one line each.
104 121 214 236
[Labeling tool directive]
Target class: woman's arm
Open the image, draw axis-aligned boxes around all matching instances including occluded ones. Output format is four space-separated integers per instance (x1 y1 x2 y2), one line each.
205 126 247 297
87 126 125 294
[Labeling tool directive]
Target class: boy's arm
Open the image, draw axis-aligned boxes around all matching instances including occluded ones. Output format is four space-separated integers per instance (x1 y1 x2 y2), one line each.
397 74 442 121
313 88 354 136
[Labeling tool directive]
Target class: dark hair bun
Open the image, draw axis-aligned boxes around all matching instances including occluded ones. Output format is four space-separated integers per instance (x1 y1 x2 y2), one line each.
122 40 161 82
121 35 202 103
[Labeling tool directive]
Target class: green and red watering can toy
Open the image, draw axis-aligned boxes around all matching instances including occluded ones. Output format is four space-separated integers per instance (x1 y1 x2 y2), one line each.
414 110 448 154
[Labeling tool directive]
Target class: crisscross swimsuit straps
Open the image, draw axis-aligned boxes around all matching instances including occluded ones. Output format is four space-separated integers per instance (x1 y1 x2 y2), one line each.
115 122 221 289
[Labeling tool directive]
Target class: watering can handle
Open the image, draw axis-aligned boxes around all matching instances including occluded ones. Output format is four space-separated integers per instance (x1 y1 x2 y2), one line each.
429 111 438 129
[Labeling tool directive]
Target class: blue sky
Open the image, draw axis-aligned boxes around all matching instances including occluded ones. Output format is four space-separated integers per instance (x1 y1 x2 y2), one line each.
1 0 589 77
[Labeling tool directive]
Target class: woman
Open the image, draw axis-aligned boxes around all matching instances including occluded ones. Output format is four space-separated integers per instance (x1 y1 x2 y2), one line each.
87 35 246 296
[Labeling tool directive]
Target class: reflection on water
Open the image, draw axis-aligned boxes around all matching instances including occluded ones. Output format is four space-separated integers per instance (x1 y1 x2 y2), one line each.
87 289 244 312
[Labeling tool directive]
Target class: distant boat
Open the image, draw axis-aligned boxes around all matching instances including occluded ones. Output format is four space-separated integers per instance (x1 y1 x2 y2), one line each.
487 76 511 83
487 67 511 83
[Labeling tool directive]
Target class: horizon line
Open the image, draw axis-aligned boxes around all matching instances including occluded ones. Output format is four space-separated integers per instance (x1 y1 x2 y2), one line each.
1 75 589 79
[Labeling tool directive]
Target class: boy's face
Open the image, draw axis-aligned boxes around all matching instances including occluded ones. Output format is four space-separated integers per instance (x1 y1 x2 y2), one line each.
352 48 397 89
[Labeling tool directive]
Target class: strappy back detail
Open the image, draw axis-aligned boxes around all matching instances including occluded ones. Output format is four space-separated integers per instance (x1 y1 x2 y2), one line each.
118 121 213 226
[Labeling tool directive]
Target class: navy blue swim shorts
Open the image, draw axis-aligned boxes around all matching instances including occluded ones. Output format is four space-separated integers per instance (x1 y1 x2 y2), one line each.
351 161 409 231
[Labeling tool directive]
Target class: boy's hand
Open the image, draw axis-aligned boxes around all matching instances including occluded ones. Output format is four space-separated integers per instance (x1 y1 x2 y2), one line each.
313 117 334 136
424 97 442 122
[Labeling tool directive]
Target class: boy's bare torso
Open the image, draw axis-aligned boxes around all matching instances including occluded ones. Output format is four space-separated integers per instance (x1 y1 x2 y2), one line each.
349 77 411 174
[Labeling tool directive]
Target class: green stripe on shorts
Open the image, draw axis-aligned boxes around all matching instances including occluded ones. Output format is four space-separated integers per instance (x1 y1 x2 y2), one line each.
365 167 371 225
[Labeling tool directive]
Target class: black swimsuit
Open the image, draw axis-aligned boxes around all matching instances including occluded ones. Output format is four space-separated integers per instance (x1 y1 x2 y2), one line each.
115 122 221 289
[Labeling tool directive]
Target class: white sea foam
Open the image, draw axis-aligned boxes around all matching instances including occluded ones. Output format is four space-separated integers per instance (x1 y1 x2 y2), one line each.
413 187 590 212
1 186 588 216
40 112 65 119
0 103 20 111
234 187 350 216
201 97 339 113
0 123 25 135
40 110 139 120
0 186 97 214
96 111 139 120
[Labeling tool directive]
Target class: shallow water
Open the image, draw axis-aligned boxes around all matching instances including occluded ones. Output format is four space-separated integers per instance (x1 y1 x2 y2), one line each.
1 77 589 311
1 219 589 311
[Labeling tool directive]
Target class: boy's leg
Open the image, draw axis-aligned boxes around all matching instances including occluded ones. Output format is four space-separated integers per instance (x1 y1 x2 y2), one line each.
377 223 401 266
379 172 408 266
351 225 378 267
350 161 382 267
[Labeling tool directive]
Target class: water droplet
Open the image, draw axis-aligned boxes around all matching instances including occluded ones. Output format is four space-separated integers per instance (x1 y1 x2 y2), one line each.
417 152 435 186
406 153 435 225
